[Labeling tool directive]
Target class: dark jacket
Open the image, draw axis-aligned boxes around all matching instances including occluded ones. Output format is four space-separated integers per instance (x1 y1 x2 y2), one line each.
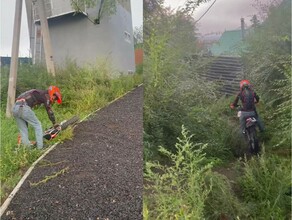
16 89 56 124
232 88 259 112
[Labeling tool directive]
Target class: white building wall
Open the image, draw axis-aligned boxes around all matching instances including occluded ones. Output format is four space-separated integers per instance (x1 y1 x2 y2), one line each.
27 0 135 73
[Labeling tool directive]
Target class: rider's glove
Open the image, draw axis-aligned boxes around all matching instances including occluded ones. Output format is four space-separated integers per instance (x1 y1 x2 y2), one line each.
230 103 235 109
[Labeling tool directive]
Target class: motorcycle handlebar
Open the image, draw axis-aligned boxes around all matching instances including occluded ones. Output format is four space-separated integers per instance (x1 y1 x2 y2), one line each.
230 103 242 111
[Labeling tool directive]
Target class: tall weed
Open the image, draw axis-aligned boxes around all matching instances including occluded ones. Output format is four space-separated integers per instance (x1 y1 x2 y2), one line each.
239 152 291 219
1 65 54 106
204 172 248 219
265 65 291 148
144 126 213 219
0 112 42 201
186 97 244 160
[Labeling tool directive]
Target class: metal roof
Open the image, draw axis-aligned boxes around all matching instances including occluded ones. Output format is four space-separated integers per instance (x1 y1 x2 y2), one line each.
210 30 245 56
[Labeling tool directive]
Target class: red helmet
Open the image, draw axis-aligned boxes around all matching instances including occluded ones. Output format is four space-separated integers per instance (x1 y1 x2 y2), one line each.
48 85 62 104
240 80 250 90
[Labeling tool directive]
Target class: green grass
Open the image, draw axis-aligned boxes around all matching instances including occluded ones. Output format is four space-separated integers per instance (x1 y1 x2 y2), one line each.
0 62 142 204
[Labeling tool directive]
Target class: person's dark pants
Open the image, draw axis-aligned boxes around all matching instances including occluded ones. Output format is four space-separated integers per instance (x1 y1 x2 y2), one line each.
240 111 264 133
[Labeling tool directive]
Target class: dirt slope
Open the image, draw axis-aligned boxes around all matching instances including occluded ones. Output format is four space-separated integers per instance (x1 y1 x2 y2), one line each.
2 86 143 220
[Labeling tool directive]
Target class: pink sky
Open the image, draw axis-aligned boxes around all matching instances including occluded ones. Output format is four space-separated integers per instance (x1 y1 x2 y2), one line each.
163 0 280 35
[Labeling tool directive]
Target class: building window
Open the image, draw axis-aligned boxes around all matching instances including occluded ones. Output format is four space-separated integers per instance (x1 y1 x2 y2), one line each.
124 31 131 43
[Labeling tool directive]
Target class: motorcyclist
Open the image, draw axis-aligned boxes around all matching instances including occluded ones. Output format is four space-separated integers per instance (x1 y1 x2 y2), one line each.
12 85 62 149
230 80 264 134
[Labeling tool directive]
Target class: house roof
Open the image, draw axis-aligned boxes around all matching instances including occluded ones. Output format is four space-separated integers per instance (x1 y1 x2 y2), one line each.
209 29 245 56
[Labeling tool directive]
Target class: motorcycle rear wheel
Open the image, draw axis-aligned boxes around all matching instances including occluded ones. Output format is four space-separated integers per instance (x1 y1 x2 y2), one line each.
247 126 259 155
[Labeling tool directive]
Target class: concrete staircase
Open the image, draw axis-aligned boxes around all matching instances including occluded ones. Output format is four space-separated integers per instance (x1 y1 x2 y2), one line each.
201 56 244 96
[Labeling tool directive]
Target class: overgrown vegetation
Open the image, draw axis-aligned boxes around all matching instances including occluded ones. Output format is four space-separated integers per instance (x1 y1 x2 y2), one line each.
144 126 213 219
242 0 291 149
143 0 291 219
143 0 229 161
239 153 291 219
0 61 142 204
144 127 291 219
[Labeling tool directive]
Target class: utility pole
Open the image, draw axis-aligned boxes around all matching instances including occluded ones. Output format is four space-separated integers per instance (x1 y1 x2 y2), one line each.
241 18 245 40
6 0 23 118
36 0 55 76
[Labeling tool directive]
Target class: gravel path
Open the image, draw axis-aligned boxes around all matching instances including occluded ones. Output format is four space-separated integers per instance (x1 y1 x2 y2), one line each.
2 86 143 220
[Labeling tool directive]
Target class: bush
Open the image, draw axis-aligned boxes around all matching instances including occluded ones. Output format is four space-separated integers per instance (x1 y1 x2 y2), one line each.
186 97 243 160
204 171 248 219
239 152 291 219
144 126 213 219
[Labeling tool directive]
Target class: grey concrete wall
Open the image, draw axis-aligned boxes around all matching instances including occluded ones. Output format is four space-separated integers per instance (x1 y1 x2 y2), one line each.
106 3 135 73
28 0 135 74
50 0 73 16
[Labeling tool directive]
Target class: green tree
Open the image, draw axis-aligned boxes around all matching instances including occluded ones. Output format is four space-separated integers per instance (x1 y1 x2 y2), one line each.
242 0 291 148
183 0 211 15
143 0 218 159
71 0 117 24
250 14 260 28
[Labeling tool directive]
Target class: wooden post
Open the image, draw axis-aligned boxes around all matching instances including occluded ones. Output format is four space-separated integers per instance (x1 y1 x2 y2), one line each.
36 0 55 76
6 0 23 118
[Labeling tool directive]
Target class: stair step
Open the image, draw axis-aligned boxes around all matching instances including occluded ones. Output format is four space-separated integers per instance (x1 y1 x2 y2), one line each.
203 72 243 79
207 70 243 76
209 65 242 71
199 56 245 96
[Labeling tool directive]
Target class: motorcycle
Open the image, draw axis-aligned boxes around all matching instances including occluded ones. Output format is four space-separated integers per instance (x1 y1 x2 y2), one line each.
237 110 260 155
